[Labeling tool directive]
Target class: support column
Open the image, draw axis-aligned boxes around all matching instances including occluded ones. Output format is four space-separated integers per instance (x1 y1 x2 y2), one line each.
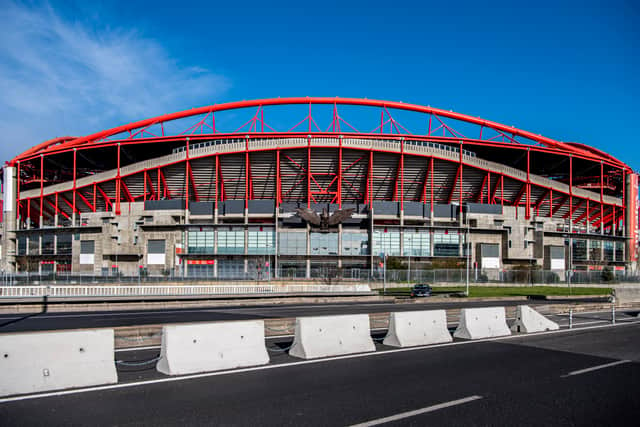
600 162 604 235
569 156 573 233
338 136 343 208
2 165 17 272
39 155 44 227
185 138 190 224
459 141 463 217
73 148 78 223
526 148 530 220
115 144 121 216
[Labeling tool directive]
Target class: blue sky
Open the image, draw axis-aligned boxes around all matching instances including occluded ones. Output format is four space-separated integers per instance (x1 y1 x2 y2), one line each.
1 0 638 169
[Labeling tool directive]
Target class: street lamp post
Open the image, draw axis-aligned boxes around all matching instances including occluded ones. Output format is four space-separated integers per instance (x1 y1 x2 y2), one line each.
465 206 470 297
407 235 412 285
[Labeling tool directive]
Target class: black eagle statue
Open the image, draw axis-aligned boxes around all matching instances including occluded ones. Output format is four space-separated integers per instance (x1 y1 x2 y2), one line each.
296 207 355 230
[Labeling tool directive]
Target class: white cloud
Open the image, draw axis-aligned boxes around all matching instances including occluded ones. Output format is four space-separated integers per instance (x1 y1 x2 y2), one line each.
0 1 230 162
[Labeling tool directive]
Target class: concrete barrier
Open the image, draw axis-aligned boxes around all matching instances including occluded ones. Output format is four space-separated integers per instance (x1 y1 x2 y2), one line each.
510 305 559 333
289 314 376 359
156 320 269 375
383 310 452 347
453 307 511 339
0 329 117 397
614 286 640 305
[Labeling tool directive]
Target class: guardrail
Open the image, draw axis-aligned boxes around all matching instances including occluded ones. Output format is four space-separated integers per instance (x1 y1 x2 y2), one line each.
0 284 372 298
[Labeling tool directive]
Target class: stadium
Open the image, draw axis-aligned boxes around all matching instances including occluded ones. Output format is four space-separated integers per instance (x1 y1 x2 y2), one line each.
1 97 637 280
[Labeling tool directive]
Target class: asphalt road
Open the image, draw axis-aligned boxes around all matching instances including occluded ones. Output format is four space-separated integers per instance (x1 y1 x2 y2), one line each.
1 321 639 426
0 297 610 332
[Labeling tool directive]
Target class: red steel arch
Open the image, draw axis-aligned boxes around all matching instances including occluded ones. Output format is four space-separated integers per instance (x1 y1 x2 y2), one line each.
10 97 628 168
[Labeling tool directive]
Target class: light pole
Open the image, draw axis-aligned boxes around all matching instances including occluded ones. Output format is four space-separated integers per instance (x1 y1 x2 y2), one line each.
465 206 470 297
407 234 412 284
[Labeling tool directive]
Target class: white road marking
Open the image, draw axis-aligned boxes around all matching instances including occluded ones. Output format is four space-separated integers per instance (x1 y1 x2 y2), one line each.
1 319 638 404
562 360 632 377
347 395 483 427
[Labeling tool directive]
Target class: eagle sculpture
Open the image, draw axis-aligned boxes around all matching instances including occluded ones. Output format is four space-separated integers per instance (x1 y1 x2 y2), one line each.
296 207 355 230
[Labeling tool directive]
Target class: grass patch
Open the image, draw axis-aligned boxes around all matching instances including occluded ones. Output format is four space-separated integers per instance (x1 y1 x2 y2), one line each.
381 286 612 298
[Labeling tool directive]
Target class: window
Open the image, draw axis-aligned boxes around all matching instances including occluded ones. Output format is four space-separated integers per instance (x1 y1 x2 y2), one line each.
373 229 400 256
403 232 430 257
248 228 275 255
17 235 26 256
572 240 587 261
433 230 460 257
279 232 307 255
589 240 601 261
342 232 369 256
310 233 338 255
147 239 165 254
603 241 614 261
188 230 214 254
28 236 39 255
217 230 245 254
41 234 55 255
615 241 624 261
80 240 95 254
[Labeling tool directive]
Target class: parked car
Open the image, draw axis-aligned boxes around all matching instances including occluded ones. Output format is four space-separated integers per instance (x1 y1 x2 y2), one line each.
410 284 432 297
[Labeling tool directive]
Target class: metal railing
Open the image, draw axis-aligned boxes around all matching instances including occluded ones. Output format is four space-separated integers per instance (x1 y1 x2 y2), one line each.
0 283 372 298
1 267 636 287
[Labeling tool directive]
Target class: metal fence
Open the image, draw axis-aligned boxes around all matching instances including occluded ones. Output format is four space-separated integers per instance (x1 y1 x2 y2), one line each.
0 283 372 298
0 268 637 287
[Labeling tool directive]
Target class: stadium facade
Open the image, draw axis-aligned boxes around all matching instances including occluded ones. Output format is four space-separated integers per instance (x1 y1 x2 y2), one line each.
1 97 637 280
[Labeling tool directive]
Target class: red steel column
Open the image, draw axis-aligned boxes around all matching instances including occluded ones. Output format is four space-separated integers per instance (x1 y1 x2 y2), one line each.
366 150 373 205
526 148 530 219
143 171 147 202
338 137 343 208
185 138 190 211
93 183 97 210
40 154 44 227
16 161 20 228
569 156 573 230
73 149 77 220
600 162 604 231
307 137 311 208
276 150 281 206
116 144 121 215
400 138 404 211
459 141 463 215
215 155 219 211
245 136 249 209
430 157 434 214
549 189 553 218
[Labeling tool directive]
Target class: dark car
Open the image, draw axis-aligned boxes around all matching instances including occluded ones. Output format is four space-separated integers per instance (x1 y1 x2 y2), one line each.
410 284 432 297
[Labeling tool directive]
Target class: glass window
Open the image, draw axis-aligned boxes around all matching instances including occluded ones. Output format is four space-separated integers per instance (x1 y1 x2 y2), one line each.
28 236 39 255
279 232 307 255
310 233 338 255
217 259 245 279
615 241 624 261
403 232 430 257
572 239 587 261
342 232 369 256
80 240 95 254
603 241 614 261
147 239 165 254
41 234 55 255
589 240 601 261
17 235 27 256
56 233 72 255
248 228 275 255
217 230 245 254
433 230 460 257
373 229 400 256
188 230 214 254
